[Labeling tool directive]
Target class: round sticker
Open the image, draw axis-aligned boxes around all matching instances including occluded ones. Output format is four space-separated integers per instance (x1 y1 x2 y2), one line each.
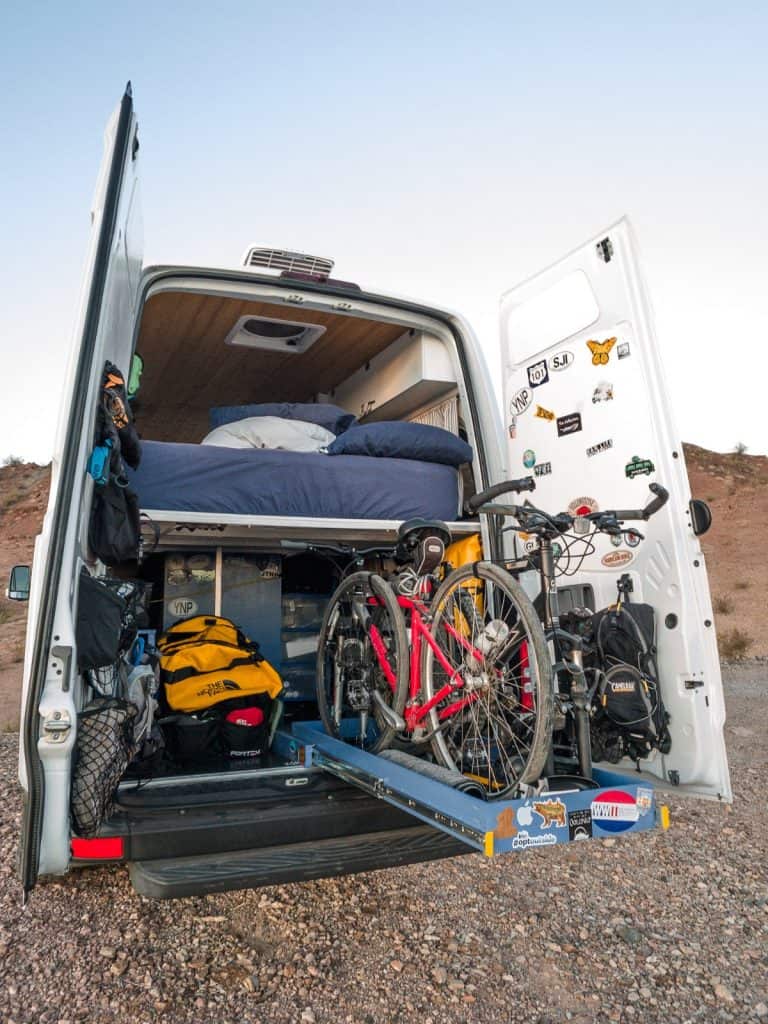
510 387 533 417
567 496 599 517
591 790 639 834
625 529 642 548
523 449 536 469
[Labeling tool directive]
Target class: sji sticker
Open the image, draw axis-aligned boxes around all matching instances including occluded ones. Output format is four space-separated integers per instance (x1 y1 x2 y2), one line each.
586 337 617 365
527 360 549 388
548 350 574 373
626 455 655 478
523 449 536 469
534 462 552 477
510 386 533 416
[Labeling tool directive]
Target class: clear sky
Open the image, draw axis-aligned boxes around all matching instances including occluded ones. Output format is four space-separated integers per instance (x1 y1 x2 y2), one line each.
1 2 766 463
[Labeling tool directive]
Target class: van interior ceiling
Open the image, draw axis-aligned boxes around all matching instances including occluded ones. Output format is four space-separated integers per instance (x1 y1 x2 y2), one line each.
134 290 426 442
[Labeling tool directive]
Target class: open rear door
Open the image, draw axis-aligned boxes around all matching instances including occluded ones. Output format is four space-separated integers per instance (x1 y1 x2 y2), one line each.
18 85 142 896
500 218 731 801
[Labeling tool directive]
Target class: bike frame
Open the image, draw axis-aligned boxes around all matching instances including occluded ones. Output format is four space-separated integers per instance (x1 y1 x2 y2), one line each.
368 593 483 732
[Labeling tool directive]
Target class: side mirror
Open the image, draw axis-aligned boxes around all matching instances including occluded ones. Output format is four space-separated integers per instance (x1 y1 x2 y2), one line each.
6 565 31 601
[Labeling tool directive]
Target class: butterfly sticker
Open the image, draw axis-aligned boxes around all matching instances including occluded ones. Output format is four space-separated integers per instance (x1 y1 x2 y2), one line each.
586 337 617 365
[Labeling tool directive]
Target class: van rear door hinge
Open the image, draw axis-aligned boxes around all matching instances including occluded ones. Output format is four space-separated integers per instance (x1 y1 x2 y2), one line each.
41 709 72 743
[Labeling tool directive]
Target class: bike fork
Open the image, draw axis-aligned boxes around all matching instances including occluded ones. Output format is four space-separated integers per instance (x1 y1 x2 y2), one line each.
565 645 593 780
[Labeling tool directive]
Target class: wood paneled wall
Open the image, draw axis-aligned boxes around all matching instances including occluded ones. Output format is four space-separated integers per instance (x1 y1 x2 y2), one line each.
132 291 406 442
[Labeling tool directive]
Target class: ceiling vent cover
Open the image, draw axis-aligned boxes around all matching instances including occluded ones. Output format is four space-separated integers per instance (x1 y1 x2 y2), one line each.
242 247 335 277
224 315 326 354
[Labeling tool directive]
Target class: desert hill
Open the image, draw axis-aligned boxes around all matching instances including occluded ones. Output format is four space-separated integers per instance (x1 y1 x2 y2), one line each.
0 445 765 727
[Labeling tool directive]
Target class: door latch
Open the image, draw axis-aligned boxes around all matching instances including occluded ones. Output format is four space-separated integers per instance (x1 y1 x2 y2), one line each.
41 709 72 743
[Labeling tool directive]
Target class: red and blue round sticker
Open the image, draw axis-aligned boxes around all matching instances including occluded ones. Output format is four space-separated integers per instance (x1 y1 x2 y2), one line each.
590 789 639 834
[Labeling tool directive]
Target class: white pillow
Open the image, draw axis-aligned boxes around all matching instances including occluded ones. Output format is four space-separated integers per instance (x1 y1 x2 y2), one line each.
201 416 335 452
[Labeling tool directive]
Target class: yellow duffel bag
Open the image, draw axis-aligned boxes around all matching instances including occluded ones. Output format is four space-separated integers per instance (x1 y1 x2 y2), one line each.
158 615 282 713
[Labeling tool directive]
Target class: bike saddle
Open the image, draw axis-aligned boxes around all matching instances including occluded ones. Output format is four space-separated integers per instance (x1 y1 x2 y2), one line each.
396 519 452 574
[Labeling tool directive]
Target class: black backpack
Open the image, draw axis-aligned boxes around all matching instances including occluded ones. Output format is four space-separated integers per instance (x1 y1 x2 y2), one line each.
590 583 671 762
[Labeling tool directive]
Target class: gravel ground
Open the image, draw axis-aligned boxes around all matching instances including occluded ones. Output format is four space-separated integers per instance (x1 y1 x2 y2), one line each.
0 666 766 1024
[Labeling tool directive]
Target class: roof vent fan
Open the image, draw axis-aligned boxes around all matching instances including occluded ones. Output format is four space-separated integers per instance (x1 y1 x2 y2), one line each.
241 247 335 278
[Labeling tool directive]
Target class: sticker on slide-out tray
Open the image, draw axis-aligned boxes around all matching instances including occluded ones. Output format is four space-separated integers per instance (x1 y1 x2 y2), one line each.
568 809 593 841
533 798 567 828
636 788 654 815
511 831 558 850
591 790 639 833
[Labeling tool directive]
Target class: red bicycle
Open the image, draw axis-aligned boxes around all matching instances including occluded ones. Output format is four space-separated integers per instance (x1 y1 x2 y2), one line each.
316 512 552 798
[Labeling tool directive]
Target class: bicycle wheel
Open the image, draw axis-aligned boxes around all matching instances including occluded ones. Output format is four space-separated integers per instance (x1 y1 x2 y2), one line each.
422 562 552 796
316 572 409 753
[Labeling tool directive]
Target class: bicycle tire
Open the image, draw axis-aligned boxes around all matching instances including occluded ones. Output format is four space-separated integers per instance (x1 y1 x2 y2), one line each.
422 561 553 796
316 571 409 754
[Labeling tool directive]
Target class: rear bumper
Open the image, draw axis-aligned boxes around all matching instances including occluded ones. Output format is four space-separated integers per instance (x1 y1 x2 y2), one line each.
129 825 467 899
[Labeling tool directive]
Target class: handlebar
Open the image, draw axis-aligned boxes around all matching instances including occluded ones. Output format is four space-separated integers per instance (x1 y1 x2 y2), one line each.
473 483 669 536
464 477 536 515
597 484 669 523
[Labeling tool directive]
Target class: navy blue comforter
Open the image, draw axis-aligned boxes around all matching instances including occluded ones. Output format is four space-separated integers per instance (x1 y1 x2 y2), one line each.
128 442 461 521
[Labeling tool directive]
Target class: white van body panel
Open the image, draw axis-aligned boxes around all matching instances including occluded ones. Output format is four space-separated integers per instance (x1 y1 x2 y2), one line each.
500 218 731 801
19 92 142 882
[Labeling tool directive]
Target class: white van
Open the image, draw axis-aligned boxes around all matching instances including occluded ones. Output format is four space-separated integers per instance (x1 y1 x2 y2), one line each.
12 87 730 899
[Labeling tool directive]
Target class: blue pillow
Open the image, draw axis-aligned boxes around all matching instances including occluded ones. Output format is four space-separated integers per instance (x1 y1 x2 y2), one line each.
209 402 357 435
326 421 473 467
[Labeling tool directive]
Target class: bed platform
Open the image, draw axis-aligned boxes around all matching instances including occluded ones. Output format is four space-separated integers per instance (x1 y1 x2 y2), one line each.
130 441 477 548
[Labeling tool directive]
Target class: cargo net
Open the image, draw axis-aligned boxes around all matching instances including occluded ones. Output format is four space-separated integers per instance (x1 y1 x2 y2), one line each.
71 698 137 837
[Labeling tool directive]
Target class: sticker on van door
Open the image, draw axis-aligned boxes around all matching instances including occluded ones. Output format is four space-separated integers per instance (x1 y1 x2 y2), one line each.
510 387 533 416
586 337 617 365
527 360 549 388
556 412 582 437
548 350 574 373
625 456 655 478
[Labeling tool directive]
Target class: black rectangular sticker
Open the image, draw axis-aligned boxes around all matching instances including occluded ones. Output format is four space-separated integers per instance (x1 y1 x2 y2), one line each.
557 412 582 437
568 809 593 841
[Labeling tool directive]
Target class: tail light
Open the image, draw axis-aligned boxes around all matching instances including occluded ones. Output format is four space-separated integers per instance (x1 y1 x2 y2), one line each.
71 837 124 860
519 640 534 711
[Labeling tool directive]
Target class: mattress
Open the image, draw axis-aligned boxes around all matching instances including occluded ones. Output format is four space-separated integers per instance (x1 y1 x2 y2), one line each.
128 442 462 522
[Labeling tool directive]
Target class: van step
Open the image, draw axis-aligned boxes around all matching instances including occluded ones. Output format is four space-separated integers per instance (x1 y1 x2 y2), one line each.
129 825 467 899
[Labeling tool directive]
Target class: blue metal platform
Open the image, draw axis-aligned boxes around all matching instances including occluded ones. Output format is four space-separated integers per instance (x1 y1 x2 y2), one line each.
291 722 668 856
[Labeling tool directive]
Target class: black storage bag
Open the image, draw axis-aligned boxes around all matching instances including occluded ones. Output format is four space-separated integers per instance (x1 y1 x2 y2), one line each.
162 713 221 763
218 694 272 759
71 697 137 836
76 570 126 671
89 478 141 565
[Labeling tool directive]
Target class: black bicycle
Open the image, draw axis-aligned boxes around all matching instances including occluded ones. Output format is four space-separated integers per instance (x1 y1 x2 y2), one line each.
466 479 669 780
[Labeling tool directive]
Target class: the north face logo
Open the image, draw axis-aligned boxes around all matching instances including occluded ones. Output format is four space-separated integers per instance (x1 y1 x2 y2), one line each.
196 679 241 699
